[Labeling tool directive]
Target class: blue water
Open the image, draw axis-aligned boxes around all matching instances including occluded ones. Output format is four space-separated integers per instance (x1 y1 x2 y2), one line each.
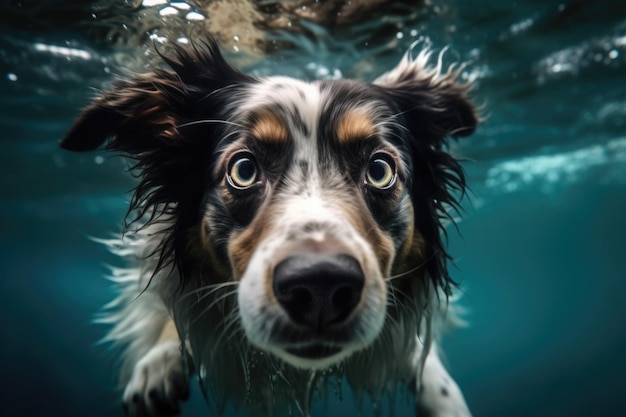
1 1 626 416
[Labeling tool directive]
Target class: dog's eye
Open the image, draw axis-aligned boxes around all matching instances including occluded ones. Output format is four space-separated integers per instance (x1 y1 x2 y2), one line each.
366 154 396 189
228 154 259 189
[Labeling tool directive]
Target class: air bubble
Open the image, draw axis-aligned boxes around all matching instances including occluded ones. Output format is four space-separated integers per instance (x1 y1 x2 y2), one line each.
185 11 205 21
142 0 167 6
171 2 191 10
159 6 178 16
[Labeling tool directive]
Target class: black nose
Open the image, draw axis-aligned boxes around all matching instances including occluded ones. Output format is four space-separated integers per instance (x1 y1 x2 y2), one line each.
272 254 365 332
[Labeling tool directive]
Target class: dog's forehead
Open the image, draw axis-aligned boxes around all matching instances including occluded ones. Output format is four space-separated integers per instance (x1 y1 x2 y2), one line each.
239 76 322 139
238 76 391 145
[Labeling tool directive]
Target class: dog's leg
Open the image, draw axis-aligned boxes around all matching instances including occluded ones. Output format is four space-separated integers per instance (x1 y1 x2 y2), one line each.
123 318 190 417
416 343 472 417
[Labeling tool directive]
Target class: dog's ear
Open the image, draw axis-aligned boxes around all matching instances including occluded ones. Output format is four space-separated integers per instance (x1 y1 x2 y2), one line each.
61 38 256 278
61 37 254 154
60 70 185 152
374 50 478 296
374 50 478 143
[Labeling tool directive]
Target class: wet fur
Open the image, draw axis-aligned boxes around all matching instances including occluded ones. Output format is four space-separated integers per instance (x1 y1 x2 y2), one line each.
62 36 477 416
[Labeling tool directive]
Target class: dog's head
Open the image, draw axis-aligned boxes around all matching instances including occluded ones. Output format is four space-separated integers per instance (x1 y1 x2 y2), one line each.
62 38 477 370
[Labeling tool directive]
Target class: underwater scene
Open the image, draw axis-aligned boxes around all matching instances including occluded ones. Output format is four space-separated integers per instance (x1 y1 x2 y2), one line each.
1 0 625 416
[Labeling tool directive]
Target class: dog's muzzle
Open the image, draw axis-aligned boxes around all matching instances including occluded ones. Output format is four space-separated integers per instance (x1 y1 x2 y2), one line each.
237 213 387 367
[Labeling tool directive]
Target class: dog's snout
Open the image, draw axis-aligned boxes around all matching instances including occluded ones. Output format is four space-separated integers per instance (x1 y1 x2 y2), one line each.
273 254 364 332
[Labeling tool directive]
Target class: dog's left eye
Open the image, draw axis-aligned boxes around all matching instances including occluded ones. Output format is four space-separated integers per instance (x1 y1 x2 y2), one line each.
366 154 396 189
227 153 259 189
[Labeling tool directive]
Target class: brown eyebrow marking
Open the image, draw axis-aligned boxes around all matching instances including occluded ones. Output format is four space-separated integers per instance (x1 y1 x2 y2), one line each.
336 109 376 144
250 111 289 143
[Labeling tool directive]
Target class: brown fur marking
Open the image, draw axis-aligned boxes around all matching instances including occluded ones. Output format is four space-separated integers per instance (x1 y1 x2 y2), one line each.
395 206 426 276
250 112 289 143
332 192 395 276
336 110 376 143
227 205 274 280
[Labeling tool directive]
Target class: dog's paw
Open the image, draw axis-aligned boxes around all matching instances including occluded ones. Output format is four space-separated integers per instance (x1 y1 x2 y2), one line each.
123 341 190 417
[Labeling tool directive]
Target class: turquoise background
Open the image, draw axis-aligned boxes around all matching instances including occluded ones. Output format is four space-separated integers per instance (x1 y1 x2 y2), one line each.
1 1 625 416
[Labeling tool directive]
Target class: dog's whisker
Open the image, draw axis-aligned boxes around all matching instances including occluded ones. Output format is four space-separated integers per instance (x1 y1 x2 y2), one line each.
384 250 440 282
212 307 244 350
374 118 410 135
198 83 240 103
216 128 244 144
387 290 414 316
189 289 239 325
182 282 239 300
178 281 239 301
174 283 239 311
176 119 245 129
386 286 408 313
220 315 245 347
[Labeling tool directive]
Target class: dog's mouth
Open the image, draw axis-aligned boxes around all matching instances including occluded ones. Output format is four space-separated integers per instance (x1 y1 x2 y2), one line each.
285 343 342 360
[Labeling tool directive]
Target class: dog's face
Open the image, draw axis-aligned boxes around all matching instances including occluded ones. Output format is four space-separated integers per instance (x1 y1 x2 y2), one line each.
62 39 477 370
214 78 412 368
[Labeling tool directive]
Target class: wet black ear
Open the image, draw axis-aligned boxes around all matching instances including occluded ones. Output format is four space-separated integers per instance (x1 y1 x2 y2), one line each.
61 104 124 151
61 37 257 280
60 70 184 153
374 51 478 143
61 36 255 154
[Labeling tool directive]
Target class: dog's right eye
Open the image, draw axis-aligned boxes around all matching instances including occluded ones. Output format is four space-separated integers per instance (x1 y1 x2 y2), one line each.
227 154 259 189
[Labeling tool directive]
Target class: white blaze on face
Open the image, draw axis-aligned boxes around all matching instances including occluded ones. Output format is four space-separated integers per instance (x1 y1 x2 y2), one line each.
234 79 388 368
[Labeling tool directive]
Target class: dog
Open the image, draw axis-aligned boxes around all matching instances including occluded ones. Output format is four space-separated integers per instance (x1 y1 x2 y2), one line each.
61 35 477 417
